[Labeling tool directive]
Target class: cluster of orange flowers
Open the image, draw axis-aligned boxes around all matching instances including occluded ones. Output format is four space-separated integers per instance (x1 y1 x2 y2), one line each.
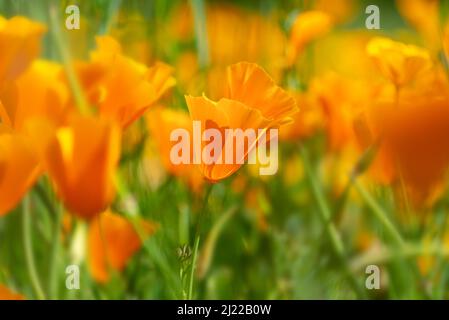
1 0 449 298
0 9 300 289
0 16 177 284
281 0 449 212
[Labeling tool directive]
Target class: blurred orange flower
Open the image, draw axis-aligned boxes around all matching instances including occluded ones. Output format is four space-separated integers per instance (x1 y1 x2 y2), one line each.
207 5 286 69
0 132 40 216
44 115 121 219
88 210 157 283
308 73 378 151
0 285 25 300
314 0 357 24
185 62 297 182
375 90 449 206
287 10 333 65
396 0 440 52
0 60 69 132
367 37 432 88
76 36 175 128
0 16 46 85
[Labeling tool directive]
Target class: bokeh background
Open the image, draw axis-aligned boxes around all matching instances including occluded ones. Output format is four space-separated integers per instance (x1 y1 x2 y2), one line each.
1 0 449 300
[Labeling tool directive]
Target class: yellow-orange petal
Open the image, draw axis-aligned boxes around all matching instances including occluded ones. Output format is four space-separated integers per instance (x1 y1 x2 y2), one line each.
367 37 432 87
0 16 46 84
145 61 177 102
85 36 176 128
288 11 333 64
0 133 40 216
225 62 298 125
1 60 69 132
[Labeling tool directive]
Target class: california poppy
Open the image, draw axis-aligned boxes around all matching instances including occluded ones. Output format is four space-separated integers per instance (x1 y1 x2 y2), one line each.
75 36 176 128
0 60 69 132
367 37 432 88
185 62 297 182
43 115 121 219
376 92 449 206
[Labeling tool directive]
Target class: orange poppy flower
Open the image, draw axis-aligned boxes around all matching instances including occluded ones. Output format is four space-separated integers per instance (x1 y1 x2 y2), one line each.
367 37 432 88
287 10 333 65
396 0 440 52
0 16 46 85
375 90 449 206
0 285 25 300
185 62 298 182
87 210 157 283
0 132 40 216
76 36 176 128
0 60 69 132
43 115 121 219
146 107 204 192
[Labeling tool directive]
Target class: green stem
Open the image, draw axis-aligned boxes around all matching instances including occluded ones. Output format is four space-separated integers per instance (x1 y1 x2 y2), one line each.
49 5 90 115
300 146 366 298
98 0 122 35
48 203 62 299
190 0 209 68
188 236 200 300
188 184 213 300
23 195 46 300
353 180 405 247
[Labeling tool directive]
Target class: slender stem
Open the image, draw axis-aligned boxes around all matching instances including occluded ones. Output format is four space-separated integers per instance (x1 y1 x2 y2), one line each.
98 0 122 35
353 180 405 247
48 202 62 299
190 0 209 68
188 184 213 300
188 236 200 300
300 146 366 298
23 195 46 300
49 5 90 115
300 146 345 255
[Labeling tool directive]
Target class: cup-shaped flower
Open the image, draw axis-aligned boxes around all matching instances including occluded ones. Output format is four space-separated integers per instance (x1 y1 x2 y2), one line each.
367 37 432 88
76 36 176 128
185 62 298 182
43 115 121 219
0 60 69 132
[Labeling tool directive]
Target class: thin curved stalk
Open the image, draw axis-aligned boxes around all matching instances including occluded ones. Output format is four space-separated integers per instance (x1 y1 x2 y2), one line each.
23 195 46 300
